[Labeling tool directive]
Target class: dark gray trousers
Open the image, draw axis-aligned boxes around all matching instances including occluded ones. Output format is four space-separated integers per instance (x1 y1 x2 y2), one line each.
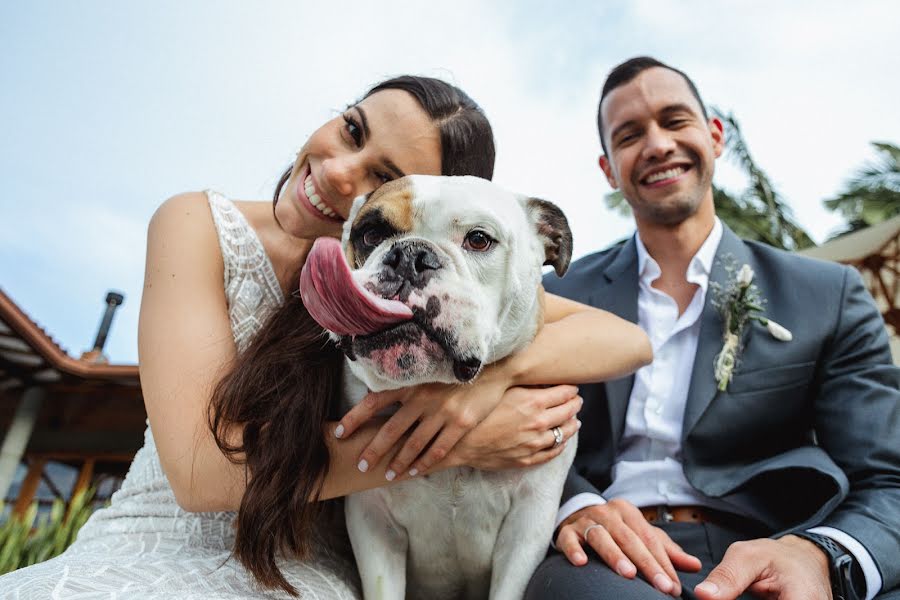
525 520 900 600
525 521 751 600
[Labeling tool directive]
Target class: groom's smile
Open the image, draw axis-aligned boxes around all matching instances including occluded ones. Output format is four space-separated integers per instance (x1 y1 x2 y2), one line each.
638 162 693 188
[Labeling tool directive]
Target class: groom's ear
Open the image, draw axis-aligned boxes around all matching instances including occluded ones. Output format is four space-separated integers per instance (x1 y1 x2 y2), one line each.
522 197 572 277
599 155 618 188
709 117 725 158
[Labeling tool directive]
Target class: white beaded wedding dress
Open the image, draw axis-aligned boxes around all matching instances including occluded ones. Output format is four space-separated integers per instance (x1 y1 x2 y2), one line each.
0 192 360 599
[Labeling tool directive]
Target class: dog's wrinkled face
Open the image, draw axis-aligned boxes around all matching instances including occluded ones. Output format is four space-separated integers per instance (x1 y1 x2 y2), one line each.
300 175 572 392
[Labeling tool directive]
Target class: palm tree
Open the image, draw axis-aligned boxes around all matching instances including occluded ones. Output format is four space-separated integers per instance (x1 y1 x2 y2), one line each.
823 142 900 239
711 186 785 245
604 110 814 251
712 108 814 250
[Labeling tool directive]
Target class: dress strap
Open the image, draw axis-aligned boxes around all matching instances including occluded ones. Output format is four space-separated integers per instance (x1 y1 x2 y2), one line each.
205 190 284 306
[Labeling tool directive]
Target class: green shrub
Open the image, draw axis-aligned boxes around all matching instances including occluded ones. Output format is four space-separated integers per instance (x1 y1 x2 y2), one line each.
0 488 95 574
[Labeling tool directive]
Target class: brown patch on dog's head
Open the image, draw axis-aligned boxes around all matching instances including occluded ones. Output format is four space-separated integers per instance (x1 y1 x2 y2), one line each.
347 178 416 268
359 178 415 231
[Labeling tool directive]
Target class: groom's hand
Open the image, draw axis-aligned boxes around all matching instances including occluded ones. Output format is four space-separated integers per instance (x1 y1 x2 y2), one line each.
694 534 831 600
556 499 701 597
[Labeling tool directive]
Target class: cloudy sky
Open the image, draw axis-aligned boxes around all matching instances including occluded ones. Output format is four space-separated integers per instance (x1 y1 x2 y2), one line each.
2 1 898 363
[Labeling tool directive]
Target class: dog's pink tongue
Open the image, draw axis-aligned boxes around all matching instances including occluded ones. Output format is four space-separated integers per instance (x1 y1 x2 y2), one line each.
300 237 413 336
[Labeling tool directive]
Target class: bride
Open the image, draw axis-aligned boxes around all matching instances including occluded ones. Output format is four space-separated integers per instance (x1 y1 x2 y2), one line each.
0 75 651 598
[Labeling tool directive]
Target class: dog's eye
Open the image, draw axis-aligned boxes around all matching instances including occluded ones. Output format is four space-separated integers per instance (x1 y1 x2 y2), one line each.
363 228 387 247
463 230 494 252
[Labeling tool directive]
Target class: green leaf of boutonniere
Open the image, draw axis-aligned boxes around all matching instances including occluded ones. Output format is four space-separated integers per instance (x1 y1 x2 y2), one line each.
711 256 793 391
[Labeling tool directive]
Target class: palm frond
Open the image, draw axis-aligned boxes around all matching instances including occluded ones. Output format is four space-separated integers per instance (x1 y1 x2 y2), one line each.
604 190 632 217
823 141 900 228
712 107 815 250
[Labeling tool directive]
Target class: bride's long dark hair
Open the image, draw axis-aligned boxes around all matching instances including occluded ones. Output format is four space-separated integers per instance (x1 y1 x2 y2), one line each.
208 75 495 595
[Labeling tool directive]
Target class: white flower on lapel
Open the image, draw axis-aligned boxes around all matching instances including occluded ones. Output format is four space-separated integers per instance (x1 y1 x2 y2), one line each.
736 264 754 288
710 259 792 391
765 319 793 342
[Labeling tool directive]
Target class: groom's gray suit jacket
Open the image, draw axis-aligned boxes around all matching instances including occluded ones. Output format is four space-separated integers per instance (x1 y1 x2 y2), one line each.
543 224 900 591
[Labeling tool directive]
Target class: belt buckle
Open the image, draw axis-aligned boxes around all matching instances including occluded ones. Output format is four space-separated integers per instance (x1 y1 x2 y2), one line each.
658 505 675 523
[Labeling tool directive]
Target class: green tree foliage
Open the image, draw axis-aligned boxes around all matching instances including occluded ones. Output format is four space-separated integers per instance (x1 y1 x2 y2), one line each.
824 142 900 239
713 109 814 250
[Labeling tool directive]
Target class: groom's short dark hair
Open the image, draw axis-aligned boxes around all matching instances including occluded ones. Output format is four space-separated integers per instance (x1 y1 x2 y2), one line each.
597 56 708 155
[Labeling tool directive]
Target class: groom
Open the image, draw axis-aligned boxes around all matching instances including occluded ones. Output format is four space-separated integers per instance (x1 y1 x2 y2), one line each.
527 57 900 599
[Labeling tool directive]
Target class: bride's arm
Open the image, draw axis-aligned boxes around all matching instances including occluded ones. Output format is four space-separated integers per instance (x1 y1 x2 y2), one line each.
140 193 414 511
510 290 652 385
337 289 652 478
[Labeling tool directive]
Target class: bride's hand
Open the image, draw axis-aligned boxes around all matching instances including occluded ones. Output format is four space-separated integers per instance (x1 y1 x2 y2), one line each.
444 384 581 471
335 362 515 480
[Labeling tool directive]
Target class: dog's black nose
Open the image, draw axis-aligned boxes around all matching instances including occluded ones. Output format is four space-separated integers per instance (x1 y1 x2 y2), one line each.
382 241 441 285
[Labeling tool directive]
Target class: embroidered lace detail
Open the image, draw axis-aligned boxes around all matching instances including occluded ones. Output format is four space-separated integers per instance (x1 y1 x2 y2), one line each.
206 190 285 353
0 191 359 599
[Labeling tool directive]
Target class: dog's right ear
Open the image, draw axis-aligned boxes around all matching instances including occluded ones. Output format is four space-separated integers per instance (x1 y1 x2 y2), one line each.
523 197 573 277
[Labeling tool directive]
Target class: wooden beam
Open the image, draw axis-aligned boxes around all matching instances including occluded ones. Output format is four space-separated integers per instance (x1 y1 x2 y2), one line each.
27 451 136 463
875 270 893 311
12 457 47 517
26 431 144 454
71 458 95 498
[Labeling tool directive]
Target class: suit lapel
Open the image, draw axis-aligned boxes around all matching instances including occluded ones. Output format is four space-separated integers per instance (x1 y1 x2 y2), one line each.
683 225 753 435
589 238 639 449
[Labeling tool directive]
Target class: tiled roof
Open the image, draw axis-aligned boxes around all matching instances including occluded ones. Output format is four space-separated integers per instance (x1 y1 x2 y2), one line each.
0 288 138 391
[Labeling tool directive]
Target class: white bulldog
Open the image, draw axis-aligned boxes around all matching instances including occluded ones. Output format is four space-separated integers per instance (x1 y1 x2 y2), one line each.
300 175 576 600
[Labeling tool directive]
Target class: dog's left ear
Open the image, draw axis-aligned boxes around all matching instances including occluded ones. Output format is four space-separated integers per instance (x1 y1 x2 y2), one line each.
523 197 573 277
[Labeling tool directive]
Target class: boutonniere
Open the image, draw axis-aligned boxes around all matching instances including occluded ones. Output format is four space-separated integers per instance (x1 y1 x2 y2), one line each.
710 258 793 391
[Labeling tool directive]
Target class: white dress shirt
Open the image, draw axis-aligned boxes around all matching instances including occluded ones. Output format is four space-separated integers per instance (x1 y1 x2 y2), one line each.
555 218 880 598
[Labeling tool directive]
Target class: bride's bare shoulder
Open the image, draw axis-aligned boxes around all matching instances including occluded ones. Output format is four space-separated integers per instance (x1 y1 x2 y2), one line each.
144 192 223 275
150 191 214 232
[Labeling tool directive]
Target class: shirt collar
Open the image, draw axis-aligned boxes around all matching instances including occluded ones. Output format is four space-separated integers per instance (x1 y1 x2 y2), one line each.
635 217 723 287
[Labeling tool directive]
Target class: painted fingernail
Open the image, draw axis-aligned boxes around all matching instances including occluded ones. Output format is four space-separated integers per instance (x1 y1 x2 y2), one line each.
408 468 419 477
357 459 369 473
576 419 582 430
696 582 718 596
653 574 673 593
334 424 344 439
615 559 634 577
385 469 396 481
